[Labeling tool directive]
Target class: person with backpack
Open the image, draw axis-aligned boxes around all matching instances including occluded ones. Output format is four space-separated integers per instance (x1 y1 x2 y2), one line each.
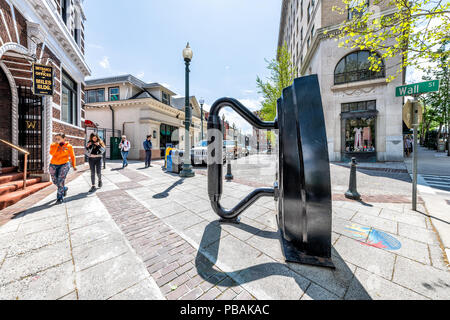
143 135 153 168
49 133 77 204
86 133 106 192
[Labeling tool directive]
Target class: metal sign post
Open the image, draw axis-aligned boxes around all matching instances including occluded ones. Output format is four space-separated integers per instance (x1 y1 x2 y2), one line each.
398 80 440 212
412 97 419 211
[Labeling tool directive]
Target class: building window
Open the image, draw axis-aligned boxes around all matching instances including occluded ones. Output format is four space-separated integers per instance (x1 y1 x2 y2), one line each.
300 0 303 19
86 89 105 103
311 25 315 38
342 100 376 113
61 71 78 125
341 100 377 158
162 92 170 105
307 36 310 48
61 0 68 25
307 3 311 22
348 0 370 20
334 50 385 85
109 87 120 101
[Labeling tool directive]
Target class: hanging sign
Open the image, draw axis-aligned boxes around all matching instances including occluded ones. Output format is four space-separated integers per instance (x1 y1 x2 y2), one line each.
32 63 54 96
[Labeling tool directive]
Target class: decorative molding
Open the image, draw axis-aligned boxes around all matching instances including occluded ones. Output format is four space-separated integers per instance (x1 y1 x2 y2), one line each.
26 21 45 58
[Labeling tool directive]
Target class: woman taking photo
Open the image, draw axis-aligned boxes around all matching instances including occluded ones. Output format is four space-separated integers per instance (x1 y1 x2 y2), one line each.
49 133 77 204
86 133 106 192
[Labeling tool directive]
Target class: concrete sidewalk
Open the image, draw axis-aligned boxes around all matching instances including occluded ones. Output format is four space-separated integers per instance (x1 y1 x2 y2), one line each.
404 146 450 265
0 160 449 299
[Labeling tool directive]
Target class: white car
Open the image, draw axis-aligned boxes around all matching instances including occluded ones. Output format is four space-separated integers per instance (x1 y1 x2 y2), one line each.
191 140 208 165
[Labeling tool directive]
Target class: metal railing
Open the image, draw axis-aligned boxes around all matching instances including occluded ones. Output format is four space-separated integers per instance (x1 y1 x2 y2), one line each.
0 139 30 190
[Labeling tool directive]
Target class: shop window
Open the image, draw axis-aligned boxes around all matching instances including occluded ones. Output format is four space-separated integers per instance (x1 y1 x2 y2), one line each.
109 87 120 101
87 89 105 103
344 118 376 153
334 51 385 85
61 71 78 125
342 100 377 155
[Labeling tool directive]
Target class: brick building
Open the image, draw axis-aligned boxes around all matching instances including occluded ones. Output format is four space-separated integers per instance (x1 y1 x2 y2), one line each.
0 0 90 180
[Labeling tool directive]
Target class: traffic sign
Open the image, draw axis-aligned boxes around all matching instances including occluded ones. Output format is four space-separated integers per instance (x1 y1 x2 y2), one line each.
396 80 440 97
403 100 423 128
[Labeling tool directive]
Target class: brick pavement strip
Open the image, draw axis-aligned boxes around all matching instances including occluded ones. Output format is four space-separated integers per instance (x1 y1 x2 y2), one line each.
96 171 254 300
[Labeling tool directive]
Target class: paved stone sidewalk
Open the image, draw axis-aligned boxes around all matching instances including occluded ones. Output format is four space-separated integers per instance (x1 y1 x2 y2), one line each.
0 159 449 300
0 171 164 300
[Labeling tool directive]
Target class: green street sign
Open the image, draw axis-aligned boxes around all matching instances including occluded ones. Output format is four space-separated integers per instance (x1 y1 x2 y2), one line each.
396 80 440 97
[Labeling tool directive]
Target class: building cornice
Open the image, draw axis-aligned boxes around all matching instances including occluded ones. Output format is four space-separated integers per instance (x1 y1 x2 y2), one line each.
85 98 203 121
28 0 91 76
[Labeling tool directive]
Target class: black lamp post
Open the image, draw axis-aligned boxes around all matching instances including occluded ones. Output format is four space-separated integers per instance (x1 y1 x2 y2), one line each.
180 42 195 178
200 98 205 141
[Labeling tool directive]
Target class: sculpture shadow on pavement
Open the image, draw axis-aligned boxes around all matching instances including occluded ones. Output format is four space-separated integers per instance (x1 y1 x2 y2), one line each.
195 221 372 300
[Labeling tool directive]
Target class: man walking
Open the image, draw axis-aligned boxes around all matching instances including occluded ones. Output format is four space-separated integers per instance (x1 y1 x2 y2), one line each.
119 135 131 168
143 135 153 168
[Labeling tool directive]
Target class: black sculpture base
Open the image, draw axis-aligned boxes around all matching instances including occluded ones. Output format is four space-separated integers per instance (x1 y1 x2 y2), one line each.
279 235 335 269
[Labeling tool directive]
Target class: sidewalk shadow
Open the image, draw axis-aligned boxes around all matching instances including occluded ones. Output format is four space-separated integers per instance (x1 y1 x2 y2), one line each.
195 221 371 300
153 179 184 199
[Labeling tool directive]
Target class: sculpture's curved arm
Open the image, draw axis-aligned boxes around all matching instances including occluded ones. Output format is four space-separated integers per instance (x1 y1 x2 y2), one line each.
207 98 276 222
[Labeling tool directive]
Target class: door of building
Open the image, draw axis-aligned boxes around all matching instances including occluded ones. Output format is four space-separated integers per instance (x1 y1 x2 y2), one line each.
0 68 12 167
18 87 43 172
160 124 179 158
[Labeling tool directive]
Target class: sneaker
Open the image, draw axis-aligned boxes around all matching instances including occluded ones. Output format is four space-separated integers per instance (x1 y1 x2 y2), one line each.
56 199 63 205
89 186 96 193
98 180 103 189
64 187 68 197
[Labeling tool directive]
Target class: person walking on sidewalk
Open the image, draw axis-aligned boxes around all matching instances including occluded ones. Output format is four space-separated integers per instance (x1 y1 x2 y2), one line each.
49 133 77 204
86 133 106 192
119 135 131 168
143 135 153 168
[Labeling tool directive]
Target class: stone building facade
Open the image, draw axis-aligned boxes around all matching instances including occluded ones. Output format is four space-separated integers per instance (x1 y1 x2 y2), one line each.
84 75 207 160
278 0 405 162
0 0 90 179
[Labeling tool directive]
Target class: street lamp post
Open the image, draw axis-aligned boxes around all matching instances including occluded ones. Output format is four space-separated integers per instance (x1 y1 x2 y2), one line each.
180 43 195 178
199 98 205 141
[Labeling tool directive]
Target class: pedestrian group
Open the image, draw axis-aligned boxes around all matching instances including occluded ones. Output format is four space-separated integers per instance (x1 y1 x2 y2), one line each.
48 132 153 204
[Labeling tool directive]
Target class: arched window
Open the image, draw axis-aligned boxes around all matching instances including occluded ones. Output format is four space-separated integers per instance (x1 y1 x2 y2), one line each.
334 51 385 85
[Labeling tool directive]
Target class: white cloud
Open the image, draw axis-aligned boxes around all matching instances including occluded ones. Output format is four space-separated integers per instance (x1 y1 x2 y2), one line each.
99 56 110 69
242 89 254 95
88 43 103 49
225 66 231 70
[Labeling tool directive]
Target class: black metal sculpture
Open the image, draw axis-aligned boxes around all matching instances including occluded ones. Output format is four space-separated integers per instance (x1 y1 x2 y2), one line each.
207 75 334 268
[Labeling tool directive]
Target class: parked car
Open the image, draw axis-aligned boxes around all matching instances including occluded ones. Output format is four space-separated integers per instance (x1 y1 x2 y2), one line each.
191 140 208 165
191 140 227 166
224 140 238 159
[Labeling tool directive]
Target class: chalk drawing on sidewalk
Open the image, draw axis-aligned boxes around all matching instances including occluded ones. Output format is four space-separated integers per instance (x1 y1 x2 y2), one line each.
345 224 402 250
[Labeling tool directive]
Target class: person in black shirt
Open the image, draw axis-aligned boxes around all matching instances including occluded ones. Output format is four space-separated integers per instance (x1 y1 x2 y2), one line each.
143 135 153 168
86 133 106 192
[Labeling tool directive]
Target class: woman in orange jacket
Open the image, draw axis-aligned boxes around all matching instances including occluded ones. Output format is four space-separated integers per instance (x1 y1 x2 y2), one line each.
49 133 77 204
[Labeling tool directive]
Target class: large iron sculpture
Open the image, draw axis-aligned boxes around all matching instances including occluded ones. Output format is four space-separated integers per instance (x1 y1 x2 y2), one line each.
207 75 334 268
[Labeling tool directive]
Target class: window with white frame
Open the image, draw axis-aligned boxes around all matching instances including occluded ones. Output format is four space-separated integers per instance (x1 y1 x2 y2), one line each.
109 87 120 101
61 71 78 125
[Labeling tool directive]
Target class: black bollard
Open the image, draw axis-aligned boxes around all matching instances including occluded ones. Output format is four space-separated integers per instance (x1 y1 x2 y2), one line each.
345 157 361 200
225 156 233 181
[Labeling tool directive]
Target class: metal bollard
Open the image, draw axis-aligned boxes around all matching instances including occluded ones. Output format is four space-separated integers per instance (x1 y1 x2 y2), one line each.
345 157 361 200
225 156 233 181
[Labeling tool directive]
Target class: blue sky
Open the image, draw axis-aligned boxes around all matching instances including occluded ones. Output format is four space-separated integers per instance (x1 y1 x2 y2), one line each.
84 0 281 119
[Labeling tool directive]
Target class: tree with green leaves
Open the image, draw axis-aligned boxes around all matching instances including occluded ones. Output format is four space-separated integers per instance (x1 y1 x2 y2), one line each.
329 0 450 81
420 42 450 149
256 44 297 121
